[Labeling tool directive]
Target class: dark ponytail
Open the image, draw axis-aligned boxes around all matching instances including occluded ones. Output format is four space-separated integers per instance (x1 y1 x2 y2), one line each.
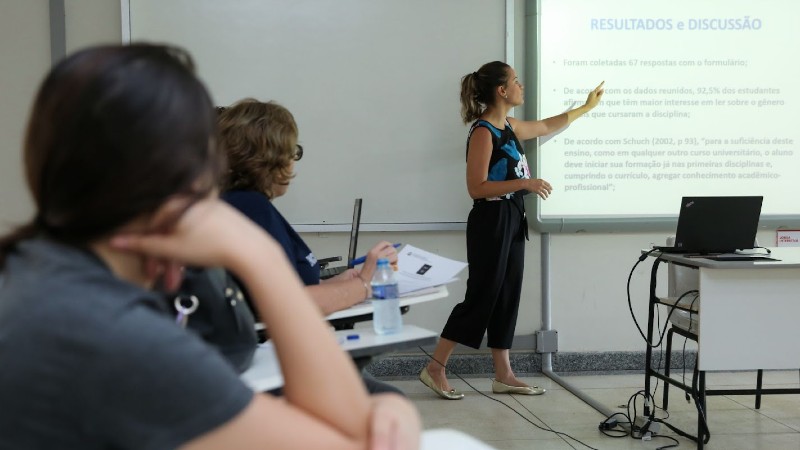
459 61 511 124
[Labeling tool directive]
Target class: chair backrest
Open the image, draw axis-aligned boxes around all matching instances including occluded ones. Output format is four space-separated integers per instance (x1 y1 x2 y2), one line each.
666 236 701 332
666 236 699 299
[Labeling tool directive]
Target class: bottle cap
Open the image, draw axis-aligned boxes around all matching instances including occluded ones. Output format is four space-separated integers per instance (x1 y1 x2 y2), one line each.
377 258 389 265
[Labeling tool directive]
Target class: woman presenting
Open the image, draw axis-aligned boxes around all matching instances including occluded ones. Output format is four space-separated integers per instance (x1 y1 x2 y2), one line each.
420 61 604 399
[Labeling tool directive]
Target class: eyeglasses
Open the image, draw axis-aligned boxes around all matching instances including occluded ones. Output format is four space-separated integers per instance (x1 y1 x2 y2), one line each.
294 144 304 161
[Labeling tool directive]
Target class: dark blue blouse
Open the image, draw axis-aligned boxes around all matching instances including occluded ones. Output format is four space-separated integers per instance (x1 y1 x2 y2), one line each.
223 190 320 286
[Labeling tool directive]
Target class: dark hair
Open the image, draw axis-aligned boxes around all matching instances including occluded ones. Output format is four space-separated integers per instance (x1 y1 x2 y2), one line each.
0 44 223 266
459 61 511 124
218 99 298 198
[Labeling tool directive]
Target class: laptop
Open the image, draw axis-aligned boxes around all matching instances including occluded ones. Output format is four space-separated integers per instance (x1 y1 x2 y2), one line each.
319 198 362 279
656 196 763 255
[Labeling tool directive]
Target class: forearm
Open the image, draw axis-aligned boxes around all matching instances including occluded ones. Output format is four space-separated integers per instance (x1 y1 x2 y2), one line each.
537 112 570 136
532 105 592 139
306 279 369 316
230 238 370 441
565 103 594 124
468 178 531 199
529 81 602 139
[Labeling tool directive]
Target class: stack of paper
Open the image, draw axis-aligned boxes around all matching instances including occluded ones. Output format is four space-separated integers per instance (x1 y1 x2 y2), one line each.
395 244 467 295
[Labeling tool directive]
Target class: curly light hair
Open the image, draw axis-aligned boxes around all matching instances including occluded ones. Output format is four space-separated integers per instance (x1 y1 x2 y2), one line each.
218 99 298 198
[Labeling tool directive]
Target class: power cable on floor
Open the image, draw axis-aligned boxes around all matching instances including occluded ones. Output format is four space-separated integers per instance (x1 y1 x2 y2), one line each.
418 347 598 450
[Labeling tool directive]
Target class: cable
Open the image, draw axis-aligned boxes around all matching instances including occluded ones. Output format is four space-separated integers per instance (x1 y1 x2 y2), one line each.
658 292 710 444
680 293 700 402
655 436 681 450
598 390 680 449
418 347 598 450
689 365 711 444
598 413 628 438
653 289 699 348
658 303 709 442
649 290 698 420
681 334 690 402
506 395 579 450
626 251 698 349
628 391 680 449
625 249 660 344
651 306 666 408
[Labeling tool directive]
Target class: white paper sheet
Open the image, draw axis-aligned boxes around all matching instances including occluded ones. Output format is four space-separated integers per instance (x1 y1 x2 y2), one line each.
395 245 467 294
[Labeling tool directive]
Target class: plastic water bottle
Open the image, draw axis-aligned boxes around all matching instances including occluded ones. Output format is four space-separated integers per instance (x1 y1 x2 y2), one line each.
371 258 402 335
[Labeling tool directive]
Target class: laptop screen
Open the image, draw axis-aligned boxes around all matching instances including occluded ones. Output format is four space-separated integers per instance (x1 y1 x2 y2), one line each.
346 198 362 268
673 196 763 254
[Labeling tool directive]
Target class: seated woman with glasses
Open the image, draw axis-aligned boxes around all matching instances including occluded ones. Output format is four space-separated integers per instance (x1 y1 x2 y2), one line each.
218 100 398 316
218 100 402 395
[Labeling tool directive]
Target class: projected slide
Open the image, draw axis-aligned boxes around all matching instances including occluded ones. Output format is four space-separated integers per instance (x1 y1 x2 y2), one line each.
538 0 799 220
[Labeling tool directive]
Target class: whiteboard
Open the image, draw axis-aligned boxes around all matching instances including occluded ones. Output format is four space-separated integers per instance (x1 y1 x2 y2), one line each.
126 0 507 229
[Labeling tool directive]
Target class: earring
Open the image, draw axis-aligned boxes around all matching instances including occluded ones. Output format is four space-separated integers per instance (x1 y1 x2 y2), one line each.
503 94 508 99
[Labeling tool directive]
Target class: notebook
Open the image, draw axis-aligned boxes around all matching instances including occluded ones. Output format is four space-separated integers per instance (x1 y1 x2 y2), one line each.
319 198 362 279
656 196 763 255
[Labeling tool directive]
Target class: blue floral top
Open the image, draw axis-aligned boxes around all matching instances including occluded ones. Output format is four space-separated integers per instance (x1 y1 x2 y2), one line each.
223 190 320 286
466 119 531 200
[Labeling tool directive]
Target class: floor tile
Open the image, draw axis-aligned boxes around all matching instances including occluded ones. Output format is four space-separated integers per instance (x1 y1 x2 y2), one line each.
385 371 800 450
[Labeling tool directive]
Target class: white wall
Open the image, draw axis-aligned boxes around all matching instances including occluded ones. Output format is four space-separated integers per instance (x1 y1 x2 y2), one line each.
0 0 120 234
64 0 122 54
0 1 779 353
0 0 49 232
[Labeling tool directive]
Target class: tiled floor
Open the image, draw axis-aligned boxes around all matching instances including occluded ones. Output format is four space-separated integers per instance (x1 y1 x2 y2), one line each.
384 370 800 449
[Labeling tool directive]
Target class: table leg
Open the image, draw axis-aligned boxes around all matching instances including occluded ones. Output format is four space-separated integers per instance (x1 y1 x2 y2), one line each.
697 370 707 449
644 259 663 418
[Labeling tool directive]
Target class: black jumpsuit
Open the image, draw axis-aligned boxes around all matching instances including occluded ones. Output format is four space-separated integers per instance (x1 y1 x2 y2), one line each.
441 120 531 349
